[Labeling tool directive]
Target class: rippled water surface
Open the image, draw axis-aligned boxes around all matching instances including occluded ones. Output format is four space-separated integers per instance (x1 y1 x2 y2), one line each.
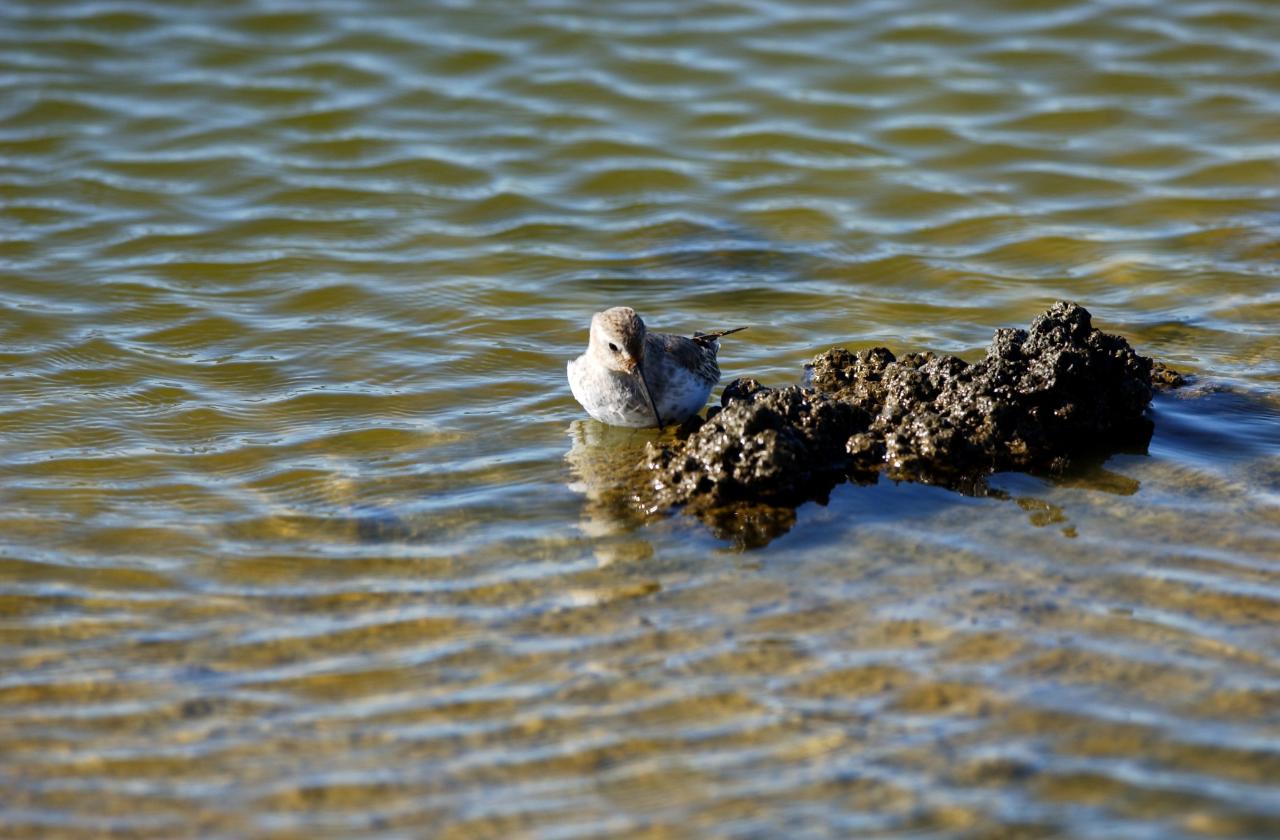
3 0 1280 837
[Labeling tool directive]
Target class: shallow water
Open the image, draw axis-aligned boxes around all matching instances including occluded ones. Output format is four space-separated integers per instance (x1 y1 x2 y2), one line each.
2 0 1279 837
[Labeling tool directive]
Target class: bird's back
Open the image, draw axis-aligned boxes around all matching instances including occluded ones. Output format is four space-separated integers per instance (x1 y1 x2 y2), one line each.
646 331 721 383
644 331 722 423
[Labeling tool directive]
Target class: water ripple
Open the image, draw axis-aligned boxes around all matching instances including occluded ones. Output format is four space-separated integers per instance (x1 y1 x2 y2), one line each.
2 0 1279 836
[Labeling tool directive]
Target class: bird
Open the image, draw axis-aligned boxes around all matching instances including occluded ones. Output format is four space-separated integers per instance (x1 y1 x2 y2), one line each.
567 306 746 429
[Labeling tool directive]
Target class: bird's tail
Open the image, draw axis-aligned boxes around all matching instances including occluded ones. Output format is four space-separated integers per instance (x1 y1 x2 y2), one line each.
695 326 747 341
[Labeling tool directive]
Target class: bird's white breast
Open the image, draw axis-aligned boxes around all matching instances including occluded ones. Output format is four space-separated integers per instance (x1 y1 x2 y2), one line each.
567 355 655 428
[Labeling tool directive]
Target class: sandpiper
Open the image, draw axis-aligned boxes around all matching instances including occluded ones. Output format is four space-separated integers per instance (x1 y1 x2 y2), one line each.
567 306 746 429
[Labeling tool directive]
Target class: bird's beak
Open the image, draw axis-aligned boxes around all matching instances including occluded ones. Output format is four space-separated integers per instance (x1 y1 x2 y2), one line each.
636 357 664 431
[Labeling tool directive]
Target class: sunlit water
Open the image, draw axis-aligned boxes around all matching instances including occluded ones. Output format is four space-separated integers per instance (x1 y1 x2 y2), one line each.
2 0 1279 837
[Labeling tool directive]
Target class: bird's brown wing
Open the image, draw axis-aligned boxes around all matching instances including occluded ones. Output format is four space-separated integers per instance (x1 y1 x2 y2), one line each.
646 331 720 385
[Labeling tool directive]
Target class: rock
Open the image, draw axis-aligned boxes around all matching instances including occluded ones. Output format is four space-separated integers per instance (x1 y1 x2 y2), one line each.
642 302 1172 532
645 384 871 509
1151 361 1188 390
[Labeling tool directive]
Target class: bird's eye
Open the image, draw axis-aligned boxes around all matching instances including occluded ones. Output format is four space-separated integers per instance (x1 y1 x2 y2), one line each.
608 342 619 352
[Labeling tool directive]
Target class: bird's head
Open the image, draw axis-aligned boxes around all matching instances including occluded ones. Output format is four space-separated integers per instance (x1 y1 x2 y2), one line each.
590 306 647 374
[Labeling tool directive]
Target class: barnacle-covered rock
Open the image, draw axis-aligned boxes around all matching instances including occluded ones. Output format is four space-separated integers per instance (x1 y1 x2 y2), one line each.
645 383 871 509
641 303 1175 538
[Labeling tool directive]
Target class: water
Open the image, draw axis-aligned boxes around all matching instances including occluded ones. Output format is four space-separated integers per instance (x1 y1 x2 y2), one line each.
2 0 1279 836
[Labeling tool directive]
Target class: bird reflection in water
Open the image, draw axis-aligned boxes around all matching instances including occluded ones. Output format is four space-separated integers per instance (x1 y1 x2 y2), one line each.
564 419 659 565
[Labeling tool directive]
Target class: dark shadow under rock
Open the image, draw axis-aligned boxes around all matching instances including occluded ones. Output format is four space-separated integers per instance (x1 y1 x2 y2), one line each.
642 302 1183 544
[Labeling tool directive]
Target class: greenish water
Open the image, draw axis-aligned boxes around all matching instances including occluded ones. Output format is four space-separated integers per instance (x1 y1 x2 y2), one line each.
2 0 1279 837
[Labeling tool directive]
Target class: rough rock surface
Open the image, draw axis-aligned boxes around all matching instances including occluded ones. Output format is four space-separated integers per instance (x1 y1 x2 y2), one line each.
645 380 871 508
643 302 1169 523
1150 361 1187 390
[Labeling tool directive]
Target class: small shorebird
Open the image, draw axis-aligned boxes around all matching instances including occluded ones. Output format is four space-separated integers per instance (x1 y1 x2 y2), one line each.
568 306 746 429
